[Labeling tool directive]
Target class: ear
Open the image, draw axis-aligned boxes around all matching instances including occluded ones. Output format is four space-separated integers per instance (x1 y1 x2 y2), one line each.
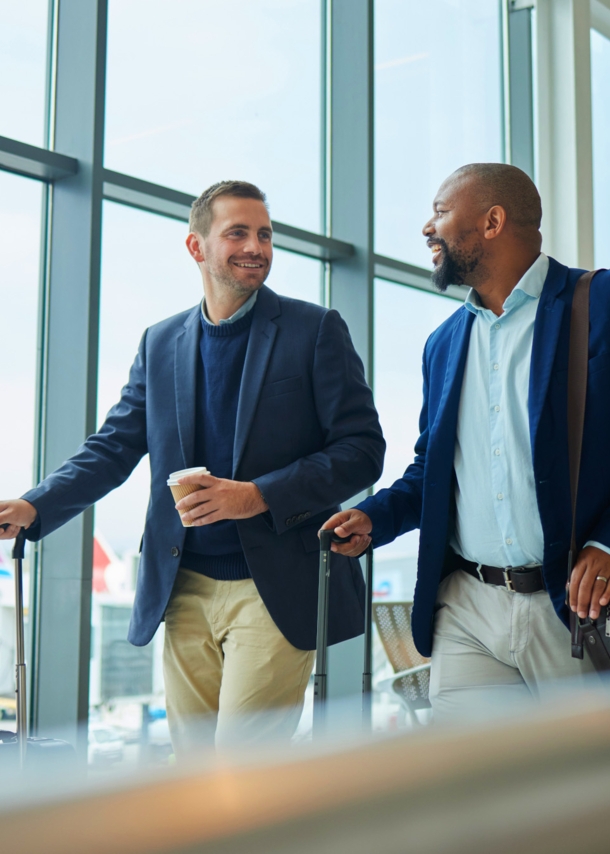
186 232 205 263
483 205 507 241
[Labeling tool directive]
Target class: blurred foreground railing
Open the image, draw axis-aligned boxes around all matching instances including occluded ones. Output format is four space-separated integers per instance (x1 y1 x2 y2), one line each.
1 688 610 854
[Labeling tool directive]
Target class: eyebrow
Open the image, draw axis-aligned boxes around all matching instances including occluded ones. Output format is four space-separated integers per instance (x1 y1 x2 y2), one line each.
224 223 273 232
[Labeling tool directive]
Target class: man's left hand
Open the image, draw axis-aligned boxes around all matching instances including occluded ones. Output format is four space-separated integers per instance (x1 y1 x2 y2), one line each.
175 473 268 526
569 545 610 620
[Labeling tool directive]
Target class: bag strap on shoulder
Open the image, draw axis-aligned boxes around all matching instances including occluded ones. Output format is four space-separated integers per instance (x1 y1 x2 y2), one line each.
567 270 596 566
567 268 606 660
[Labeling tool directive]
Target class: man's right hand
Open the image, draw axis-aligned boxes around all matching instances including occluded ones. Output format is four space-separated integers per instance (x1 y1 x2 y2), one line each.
0 500 37 539
320 508 373 557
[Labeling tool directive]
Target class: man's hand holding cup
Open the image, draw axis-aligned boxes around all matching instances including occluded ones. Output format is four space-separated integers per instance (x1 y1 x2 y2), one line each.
320 508 373 557
168 468 268 527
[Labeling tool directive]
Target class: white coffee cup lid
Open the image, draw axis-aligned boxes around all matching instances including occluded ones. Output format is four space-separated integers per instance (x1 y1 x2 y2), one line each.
167 466 209 485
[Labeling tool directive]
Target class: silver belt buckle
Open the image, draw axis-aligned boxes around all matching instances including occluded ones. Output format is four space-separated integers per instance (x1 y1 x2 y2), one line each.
503 568 515 592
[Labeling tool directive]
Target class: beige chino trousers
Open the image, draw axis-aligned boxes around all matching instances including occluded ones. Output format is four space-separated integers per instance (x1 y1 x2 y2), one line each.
429 570 595 723
163 568 315 757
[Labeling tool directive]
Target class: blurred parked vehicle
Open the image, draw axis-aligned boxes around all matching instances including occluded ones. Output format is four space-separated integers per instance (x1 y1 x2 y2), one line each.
88 725 124 765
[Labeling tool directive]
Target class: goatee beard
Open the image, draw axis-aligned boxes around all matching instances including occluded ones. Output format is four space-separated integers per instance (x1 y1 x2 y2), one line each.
430 238 483 293
431 240 460 293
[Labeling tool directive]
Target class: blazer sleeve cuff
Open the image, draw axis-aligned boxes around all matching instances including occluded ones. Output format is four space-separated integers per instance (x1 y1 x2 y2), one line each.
586 509 610 555
355 495 390 548
585 540 610 557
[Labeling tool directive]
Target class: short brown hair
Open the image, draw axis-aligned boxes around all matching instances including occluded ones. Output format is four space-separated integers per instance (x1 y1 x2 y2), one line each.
189 180 268 237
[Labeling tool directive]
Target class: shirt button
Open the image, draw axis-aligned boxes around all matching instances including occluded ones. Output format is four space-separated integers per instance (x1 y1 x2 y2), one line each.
506 538 513 545
494 405 500 412
493 363 499 371
497 493 504 500
494 449 501 456
495 323 500 330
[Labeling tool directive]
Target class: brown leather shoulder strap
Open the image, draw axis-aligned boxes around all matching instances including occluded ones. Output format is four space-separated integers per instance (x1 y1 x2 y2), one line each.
567 270 603 561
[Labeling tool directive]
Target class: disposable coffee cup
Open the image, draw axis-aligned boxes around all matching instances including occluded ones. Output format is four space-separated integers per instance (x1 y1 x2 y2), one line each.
167 467 209 527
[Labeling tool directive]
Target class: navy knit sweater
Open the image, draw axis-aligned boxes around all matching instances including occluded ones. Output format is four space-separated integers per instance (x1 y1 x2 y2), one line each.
181 310 253 580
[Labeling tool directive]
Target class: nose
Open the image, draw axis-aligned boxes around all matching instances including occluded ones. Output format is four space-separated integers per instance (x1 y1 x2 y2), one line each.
243 234 264 255
422 217 435 237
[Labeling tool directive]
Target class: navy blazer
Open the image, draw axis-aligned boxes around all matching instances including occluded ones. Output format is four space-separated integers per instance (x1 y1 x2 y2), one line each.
24 286 385 649
360 258 610 657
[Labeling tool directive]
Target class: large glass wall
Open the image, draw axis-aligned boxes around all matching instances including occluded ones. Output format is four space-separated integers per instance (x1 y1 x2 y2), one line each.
373 280 459 601
374 0 503 267
0 172 43 728
591 28 610 269
0 0 49 146
104 0 324 232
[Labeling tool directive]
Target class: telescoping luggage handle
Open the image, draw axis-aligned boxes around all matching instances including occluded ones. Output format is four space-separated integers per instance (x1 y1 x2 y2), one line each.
0 525 27 767
13 528 28 768
313 530 374 736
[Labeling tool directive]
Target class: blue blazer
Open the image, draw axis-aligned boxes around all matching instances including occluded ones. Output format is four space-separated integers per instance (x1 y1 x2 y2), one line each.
24 286 385 649
360 258 610 657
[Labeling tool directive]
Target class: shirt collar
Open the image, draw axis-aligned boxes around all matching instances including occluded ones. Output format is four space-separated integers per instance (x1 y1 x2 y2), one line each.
201 290 258 326
464 252 549 318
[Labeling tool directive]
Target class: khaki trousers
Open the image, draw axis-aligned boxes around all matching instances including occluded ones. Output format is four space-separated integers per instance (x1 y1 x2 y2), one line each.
163 569 315 757
429 570 595 723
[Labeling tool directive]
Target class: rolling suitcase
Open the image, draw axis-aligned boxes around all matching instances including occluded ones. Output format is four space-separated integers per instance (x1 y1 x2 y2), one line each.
313 530 374 736
0 528 76 774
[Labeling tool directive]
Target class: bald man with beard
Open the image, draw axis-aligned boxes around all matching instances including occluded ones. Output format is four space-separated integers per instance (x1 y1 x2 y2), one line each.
324 163 610 720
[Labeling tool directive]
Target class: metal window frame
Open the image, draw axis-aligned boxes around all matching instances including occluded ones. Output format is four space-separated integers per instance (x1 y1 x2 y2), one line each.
0 0 531 744
505 2 536 178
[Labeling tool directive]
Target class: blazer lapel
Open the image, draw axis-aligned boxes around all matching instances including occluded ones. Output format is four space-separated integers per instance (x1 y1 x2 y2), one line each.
233 286 280 475
174 306 201 469
528 258 570 453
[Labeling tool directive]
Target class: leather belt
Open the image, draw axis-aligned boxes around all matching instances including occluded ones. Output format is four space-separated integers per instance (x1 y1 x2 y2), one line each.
460 559 546 594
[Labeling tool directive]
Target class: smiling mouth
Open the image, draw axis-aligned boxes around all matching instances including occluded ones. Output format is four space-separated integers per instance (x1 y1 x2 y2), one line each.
429 243 442 264
233 261 264 269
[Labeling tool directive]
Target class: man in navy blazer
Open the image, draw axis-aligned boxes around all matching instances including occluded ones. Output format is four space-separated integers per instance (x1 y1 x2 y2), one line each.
325 164 608 720
0 180 384 750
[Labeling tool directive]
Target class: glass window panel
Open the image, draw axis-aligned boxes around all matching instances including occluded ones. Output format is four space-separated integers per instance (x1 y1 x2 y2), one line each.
92 201 321 755
373 280 459 601
104 0 323 233
375 0 503 268
592 29 610 269
0 172 43 727
0 0 49 146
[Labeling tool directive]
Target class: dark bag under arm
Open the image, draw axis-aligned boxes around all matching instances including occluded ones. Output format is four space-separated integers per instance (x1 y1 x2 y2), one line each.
567 269 610 670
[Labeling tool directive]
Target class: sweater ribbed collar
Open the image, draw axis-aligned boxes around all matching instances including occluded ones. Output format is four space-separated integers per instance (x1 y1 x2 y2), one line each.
199 306 254 337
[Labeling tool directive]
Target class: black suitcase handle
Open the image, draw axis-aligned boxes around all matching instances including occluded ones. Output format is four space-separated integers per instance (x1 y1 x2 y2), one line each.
9 528 28 767
13 526 26 559
314 530 373 736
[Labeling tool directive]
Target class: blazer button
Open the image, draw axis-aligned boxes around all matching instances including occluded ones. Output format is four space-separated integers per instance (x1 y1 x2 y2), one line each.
171 547 180 558
297 514 305 522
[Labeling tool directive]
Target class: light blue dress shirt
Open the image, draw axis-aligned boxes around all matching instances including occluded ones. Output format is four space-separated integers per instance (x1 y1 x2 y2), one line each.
451 252 608 568
201 290 258 325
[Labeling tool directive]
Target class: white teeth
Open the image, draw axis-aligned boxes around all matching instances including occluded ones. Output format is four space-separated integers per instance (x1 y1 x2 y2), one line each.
236 263 262 268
